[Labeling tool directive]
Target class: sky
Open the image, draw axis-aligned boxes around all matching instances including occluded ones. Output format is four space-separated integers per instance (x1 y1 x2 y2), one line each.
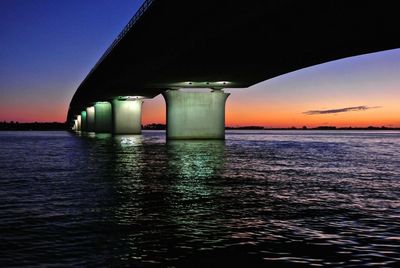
1 0 399 128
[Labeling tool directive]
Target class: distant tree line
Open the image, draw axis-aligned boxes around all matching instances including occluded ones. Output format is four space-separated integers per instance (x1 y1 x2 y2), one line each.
1 121 398 131
226 126 264 130
143 123 166 130
0 121 67 131
226 125 400 130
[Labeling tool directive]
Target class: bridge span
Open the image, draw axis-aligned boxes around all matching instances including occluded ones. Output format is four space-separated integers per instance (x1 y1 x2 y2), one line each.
69 0 400 139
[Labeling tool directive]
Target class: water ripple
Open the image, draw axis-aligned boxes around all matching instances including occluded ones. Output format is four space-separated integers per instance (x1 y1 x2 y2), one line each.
0 130 399 267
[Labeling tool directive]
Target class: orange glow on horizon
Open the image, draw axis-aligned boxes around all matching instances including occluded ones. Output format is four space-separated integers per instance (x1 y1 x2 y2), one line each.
139 94 400 128
0 101 68 123
224 99 400 128
1 90 399 128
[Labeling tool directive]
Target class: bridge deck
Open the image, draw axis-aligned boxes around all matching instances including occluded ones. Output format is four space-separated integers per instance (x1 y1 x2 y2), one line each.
68 0 400 120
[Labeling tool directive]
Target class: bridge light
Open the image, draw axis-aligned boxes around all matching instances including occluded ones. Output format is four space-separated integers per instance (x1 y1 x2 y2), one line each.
117 96 144 100
127 96 143 99
217 81 229 85
178 81 231 87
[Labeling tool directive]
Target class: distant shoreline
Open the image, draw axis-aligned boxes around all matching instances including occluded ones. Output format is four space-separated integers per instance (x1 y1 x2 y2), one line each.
1 122 399 131
143 124 400 131
227 126 400 131
0 122 67 131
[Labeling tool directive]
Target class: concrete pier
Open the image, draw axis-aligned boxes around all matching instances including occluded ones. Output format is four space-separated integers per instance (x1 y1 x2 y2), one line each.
72 119 78 131
162 89 230 140
80 111 87 132
86 106 95 132
112 98 143 134
76 115 82 131
94 102 112 133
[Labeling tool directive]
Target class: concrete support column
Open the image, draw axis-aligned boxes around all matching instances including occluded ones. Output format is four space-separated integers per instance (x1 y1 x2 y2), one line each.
112 98 143 134
72 119 78 131
86 106 95 132
94 102 112 133
81 111 87 132
162 89 230 140
76 115 82 131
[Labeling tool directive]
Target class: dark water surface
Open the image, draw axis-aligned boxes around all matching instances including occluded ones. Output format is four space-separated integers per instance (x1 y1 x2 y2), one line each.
0 130 399 267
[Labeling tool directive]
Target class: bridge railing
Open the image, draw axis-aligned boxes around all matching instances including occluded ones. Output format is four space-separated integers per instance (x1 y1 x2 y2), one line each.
83 0 155 84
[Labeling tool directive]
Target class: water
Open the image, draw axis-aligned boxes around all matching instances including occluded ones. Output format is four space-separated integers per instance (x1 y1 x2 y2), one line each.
0 130 399 267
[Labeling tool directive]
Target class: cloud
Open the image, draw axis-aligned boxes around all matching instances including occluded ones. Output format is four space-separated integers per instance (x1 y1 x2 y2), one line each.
303 106 382 115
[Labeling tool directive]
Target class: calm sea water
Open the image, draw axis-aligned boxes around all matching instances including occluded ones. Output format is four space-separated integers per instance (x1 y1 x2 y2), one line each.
0 130 399 267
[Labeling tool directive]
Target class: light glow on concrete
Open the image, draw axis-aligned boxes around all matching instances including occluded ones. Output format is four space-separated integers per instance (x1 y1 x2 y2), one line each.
94 102 112 133
163 89 229 139
86 106 95 132
73 119 78 131
76 115 81 131
80 111 87 132
112 98 143 134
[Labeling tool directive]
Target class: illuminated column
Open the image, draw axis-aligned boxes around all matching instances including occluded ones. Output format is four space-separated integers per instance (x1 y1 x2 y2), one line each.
162 89 230 140
94 102 112 133
81 111 87 132
112 98 143 134
73 119 78 131
86 106 95 132
76 115 82 131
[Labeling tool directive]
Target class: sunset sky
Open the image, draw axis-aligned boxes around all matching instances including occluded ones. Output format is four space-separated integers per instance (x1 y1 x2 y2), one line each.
1 0 399 128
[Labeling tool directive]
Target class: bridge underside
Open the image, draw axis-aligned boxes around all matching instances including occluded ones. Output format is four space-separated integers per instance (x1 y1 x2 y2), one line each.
68 0 400 124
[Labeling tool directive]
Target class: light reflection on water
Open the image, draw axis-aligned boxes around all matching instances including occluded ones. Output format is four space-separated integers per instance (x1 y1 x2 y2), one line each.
166 140 225 178
0 130 399 267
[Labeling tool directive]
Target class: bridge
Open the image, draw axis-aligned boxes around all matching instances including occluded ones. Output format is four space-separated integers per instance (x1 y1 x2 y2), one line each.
68 0 400 139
